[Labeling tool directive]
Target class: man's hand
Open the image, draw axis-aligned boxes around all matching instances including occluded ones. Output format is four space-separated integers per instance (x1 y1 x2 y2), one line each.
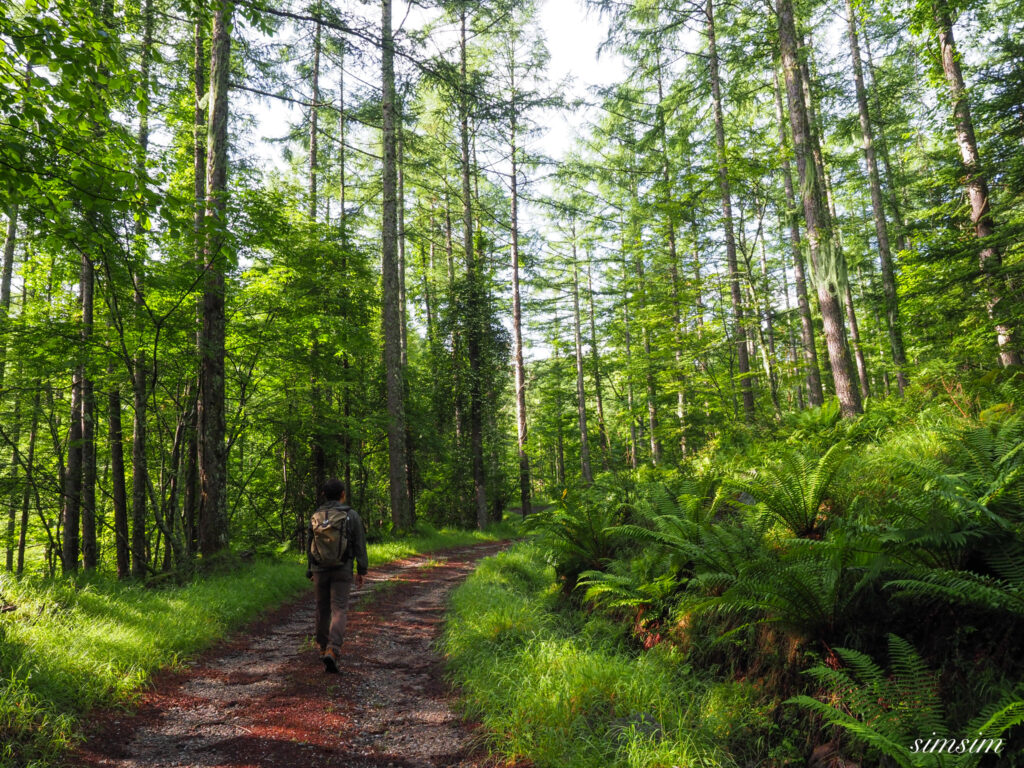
356 574 365 589
306 569 313 581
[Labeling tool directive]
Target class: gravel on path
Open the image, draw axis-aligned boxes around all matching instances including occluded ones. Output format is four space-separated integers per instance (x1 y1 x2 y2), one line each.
73 541 512 768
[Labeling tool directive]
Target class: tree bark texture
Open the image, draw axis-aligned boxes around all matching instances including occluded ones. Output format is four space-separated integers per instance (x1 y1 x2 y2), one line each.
936 2 1021 366
108 376 130 579
61 362 82 573
183 15 205 557
801 46 869 405
309 19 320 220
198 0 232 556
586 262 611 463
656 63 687 456
571 234 593 484
381 0 412 531
777 0 862 418
16 390 39 575
80 256 97 571
130 0 153 577
509 105 532 515
459 10 487 530
845 0 908 393
0 207 17 389
707 0 755 422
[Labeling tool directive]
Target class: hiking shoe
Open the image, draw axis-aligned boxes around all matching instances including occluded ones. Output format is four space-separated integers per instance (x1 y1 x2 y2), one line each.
322 647 339 674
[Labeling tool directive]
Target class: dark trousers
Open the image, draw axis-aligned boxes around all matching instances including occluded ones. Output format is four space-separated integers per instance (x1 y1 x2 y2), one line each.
313 569 353 653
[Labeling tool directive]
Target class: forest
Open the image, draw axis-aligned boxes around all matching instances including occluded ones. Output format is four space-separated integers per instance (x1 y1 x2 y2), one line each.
1 0 1024 765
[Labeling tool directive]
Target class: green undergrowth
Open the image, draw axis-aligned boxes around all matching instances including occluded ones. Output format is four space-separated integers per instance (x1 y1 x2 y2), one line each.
441 541 738 768
0 520 517 768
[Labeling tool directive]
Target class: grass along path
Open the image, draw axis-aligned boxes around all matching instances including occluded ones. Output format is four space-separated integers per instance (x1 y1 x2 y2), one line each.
441 541 737 768
0 521 517 768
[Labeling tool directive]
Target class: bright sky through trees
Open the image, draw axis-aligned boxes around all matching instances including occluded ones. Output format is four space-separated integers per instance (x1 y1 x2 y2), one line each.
247 0 625 169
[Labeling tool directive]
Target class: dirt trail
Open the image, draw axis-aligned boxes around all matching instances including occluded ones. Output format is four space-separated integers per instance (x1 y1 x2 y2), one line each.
75 542 508 768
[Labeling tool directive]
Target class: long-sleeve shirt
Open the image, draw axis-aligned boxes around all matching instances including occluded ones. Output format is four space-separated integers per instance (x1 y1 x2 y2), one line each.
306 501 369 576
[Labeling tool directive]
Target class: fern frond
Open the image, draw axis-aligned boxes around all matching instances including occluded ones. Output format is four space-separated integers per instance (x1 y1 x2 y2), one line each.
787 695 920 768
887 569 1024 615
969 695 1024 741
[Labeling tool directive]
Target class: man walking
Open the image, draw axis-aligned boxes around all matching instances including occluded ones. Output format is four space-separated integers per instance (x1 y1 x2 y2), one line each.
307 478 368 673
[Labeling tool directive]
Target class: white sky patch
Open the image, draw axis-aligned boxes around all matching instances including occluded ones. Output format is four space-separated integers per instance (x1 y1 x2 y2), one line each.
243 0 625 169
533 0 625 160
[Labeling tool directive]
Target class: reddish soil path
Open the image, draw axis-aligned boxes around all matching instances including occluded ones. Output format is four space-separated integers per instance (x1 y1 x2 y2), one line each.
74 542 509 768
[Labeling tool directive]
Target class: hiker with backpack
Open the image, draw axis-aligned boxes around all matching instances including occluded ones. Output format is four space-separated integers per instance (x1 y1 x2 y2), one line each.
306 478 368 673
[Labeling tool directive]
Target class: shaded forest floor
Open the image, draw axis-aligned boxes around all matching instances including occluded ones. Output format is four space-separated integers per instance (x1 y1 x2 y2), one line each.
73 541 511 768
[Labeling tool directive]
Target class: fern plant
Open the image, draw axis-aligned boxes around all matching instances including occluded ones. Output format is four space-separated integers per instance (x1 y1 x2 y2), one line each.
683 534 880 643
578 481 721 617
879 414 1024 607
728 443 849 538
521 494 623 591
886 543 1024 617
789 635 1024 767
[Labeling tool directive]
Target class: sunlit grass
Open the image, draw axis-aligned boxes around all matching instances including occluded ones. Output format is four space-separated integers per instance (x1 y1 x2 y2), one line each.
366 519 517 566
0 520 517 768
441 542 736 768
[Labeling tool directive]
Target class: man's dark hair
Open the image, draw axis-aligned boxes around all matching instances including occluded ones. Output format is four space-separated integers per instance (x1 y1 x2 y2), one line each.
322 478 346 502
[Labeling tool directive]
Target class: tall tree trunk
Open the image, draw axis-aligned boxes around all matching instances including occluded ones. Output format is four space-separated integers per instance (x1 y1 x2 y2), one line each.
707 0 754 422
16 389 39 576
381 0 412 531
777 0 862 418
444 191 462 453
509 103 531 515
198 0 232 556
130 0 153 577
1 208 18 571
669 241 687 457
80 255 97 571
339 50 346 241
459 10 487 530
553 345 566 487
655 63 687 456
758 240 783 420
0 207 17 389
338 61 353 495
398 129 409 369
781 259 804 408
398 130 415 522
935 2 1021 366
846 0 908 393
571 229 593 484
4 361 21 572
309 19 319 219
62 358 82 574
421 238 435 345
308 19 328 496
183 14 206 559
637 256 661 465
586 262 611 464
622 275 638 470
108 374 130 578
844 279 871 399
861 28 909 255
802 44 869 403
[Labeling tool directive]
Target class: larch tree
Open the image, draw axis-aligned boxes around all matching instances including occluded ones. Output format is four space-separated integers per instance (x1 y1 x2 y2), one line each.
776 0 863 419
381 0 413 531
